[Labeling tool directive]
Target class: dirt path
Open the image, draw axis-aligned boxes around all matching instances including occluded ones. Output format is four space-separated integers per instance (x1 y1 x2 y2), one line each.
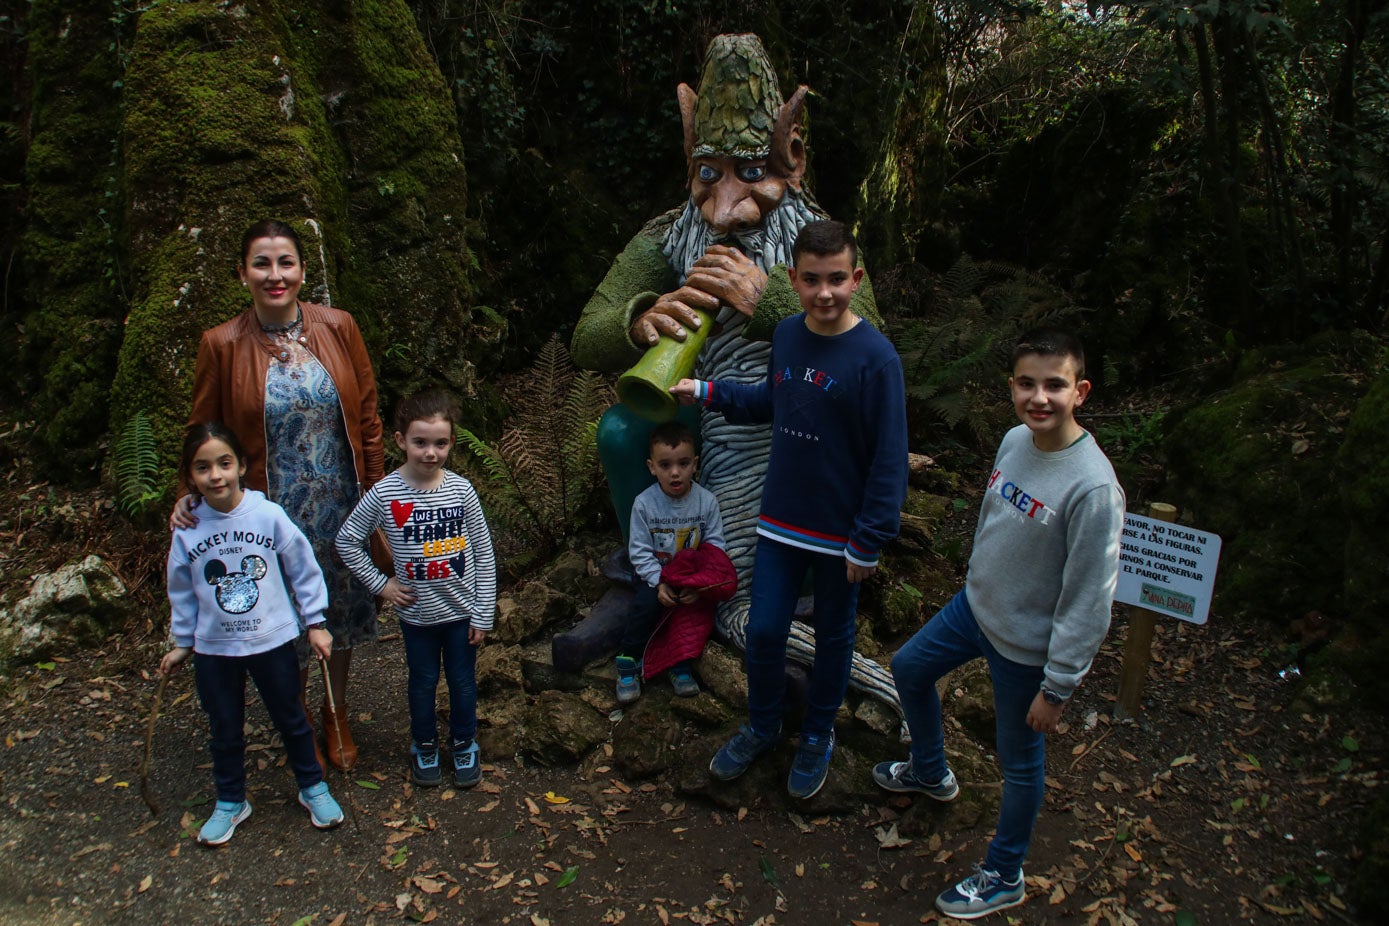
0 616 1377 925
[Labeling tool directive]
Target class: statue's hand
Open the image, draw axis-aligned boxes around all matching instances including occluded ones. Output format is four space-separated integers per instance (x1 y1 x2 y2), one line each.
685 245 767 318
630 285 719 347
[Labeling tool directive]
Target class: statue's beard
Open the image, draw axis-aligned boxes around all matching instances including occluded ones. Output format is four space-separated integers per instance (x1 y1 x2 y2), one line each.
662 191 821 285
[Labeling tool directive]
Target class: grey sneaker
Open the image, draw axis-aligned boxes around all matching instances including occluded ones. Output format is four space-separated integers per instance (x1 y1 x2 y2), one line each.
709 723 780 781
872 760 960 801
197 799 251 846
298 781 344 829
935 865 1025 919
615 656 641 704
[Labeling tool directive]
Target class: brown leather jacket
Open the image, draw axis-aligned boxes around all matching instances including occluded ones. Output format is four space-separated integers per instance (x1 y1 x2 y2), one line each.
189 302 385 494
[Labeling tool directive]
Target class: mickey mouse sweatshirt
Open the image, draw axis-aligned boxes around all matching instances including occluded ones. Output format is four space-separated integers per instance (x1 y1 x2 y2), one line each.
335 470 497 630
167 490 328 657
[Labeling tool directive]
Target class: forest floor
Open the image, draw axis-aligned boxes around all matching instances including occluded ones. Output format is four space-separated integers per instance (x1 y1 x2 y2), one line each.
0 477 1382 925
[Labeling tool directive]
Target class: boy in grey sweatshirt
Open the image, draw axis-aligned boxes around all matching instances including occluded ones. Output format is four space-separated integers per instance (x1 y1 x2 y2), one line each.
875 330 1124 920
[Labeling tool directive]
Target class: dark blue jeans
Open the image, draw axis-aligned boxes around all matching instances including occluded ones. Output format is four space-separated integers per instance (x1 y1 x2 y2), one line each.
745 536 861 739
890 590 1046 879
400 619 478 746
618 582 663 660
194 641 323 802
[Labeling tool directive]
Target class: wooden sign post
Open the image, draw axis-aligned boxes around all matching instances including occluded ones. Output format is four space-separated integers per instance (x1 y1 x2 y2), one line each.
1114 502 1178 720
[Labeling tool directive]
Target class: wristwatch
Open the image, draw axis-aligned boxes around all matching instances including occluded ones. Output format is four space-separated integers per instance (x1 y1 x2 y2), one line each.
1040 686 1066 706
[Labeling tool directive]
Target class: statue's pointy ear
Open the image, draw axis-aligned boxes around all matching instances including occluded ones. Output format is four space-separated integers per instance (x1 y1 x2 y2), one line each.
678 83 698 165
771 85 809 191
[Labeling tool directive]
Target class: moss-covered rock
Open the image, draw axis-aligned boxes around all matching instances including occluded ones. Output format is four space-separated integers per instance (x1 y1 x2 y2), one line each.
1164 346 1371 620
1333 353 1389 706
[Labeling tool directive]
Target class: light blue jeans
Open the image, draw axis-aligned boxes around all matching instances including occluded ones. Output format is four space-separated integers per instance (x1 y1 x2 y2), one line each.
891 590 1045 879
745 536 861 739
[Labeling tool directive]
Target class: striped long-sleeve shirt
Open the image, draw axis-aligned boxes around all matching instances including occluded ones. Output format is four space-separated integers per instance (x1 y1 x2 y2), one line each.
335 470 497 629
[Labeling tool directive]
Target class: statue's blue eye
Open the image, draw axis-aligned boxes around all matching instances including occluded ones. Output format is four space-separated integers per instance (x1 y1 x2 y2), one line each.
698 165 719 183
736 164 766 182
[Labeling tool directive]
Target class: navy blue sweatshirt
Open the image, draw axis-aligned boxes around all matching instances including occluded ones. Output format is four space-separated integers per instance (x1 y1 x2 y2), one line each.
692 315 908 566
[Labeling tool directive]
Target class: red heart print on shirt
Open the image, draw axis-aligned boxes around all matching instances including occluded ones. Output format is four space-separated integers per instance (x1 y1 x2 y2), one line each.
390 500 414 529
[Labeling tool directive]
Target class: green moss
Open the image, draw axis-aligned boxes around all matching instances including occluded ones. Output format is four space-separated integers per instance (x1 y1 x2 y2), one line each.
1164 351 1370 620
18 2 129 477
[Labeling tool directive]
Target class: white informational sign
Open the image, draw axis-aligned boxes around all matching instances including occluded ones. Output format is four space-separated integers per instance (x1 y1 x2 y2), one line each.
1114 513 1222 625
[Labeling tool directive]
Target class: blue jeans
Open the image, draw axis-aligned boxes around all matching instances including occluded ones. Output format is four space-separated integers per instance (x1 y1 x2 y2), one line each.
745 536 861 738
890 590 1046 879
618 581 663 660
400 619 478 746
194 641 322 802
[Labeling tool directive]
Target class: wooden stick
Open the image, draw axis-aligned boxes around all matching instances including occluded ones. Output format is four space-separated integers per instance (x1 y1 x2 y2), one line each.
138 673 169 818
319 658 361 833
1114 502 1178 720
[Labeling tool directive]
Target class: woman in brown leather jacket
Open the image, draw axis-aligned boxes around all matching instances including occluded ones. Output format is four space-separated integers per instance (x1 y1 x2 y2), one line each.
173 220 384 771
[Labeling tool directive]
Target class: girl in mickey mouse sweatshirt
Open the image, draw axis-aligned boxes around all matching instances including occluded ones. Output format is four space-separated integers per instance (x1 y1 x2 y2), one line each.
161 422 343 846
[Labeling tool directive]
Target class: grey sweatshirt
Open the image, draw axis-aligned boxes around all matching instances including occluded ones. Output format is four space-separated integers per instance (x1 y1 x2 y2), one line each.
965 425 1125 699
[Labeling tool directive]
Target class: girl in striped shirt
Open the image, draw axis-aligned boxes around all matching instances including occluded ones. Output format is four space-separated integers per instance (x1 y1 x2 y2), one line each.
336 390 497 788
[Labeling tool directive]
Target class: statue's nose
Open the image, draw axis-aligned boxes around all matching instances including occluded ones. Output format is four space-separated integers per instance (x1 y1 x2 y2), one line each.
702 177 762 234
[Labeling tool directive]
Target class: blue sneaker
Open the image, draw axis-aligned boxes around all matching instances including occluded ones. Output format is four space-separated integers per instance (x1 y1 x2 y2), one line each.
709 723 780 781
411 741 442 786
197 799 251 846
872 759 960 802
935 865 1025 919
668 665 700 697
615 656 641 704
452 739 482 788
786 730 835 800
298 781 344 829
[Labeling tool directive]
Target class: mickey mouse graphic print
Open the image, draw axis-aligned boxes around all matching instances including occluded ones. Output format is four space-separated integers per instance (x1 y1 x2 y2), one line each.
335 471 497 630
167 490 330 657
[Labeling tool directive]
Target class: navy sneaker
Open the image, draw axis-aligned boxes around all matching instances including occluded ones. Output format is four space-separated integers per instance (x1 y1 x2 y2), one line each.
411 741 442 786
709 723 781 781
452 738 482 788
615 656 641 704
298 781 344 829
786 730 835 799
935 865 1025 919
197 799 251 846
872 759 960 801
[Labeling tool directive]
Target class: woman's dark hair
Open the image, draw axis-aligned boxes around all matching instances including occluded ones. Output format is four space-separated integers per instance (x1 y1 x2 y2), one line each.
393 389 461 434
240 219 304 265
180 422 248 493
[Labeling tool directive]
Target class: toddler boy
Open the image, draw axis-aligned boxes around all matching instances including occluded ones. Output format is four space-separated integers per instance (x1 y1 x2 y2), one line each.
616 420 725 702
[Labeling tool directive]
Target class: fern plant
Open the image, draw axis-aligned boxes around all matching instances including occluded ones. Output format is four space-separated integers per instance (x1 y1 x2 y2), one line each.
459 335 611 567
112 410 165 517
895 255 1087 447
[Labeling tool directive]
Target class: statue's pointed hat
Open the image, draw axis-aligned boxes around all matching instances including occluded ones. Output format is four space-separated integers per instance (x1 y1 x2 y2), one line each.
677 33 809 189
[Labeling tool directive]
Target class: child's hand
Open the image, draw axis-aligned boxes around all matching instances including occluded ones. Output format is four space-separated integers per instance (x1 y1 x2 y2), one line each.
656 582 679 608
169 494 200 531
306 626 334 662
381 577 417 608
677 587 699 605
846 561 876 584
1025 692 1064 734
468 626 487 646
669 379 699 405
160 647 191 676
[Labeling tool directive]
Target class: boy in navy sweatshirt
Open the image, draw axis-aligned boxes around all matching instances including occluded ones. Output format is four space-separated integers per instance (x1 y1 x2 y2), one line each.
672 220 908 799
